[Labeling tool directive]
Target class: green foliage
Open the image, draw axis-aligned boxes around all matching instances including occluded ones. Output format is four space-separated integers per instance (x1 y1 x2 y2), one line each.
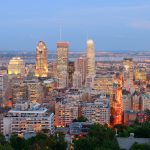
0 134 7 145
116 121 150 138
73 116 88 122
0 144 13 150
74 124 120 150
10 135 25 150
130 143 150 150
114 124 130 137
24 132 67 150
2 132 67 150
0 134 13 150
42 128 50 134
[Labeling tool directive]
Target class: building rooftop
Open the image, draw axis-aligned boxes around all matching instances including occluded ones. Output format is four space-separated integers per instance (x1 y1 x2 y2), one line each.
82 100 109 108
117 137 150 150
9 101 48 114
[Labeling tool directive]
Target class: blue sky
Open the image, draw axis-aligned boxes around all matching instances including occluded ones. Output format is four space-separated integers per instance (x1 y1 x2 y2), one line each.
0 0 150 52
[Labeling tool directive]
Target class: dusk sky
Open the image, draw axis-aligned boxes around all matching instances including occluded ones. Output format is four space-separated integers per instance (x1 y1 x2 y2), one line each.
0 0 150 52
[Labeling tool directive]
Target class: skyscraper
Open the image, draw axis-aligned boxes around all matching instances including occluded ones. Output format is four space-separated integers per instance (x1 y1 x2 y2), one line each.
85 40 95 88
35 41 48 77
56 42 69 88
86 40 95 77
75 57 86 84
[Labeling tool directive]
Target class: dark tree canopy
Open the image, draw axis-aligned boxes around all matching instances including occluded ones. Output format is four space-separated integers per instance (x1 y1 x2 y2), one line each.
130 143 150 150
74 124 120 150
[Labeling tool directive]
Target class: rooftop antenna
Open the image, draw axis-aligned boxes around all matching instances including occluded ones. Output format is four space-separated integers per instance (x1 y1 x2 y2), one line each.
59 24 62 41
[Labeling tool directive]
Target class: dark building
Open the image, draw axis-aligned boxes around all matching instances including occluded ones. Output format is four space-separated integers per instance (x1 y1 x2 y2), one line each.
68 61 75 88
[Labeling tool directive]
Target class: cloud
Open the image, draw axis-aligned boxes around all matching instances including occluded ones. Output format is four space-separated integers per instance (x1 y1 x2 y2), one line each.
130 21 150 30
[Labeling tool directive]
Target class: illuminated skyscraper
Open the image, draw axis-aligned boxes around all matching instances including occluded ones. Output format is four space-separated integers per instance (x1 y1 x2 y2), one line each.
85 40 95 88
86 40 95 77
8 57 25 76
56 42 69 88
35 41 48 77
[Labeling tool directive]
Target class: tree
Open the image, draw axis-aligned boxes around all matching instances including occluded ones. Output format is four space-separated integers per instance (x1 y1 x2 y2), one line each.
74 137 94 150
25 133 51 150
73 116 88 122
10 135 26 150
0 134 6 145
42 128 50 133
114 124 128 137
74 124 120 150
130 143 150 150
54 132 67 150
25 132 67 150
0 144 13 150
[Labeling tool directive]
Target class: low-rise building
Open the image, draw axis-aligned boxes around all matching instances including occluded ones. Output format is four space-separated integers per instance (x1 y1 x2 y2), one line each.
123 110 137 125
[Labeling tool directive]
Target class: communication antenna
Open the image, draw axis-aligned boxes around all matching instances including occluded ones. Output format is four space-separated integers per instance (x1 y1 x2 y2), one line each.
59 24 62 41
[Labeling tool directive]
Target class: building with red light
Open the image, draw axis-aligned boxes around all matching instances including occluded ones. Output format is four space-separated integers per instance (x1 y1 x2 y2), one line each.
111 73 123 125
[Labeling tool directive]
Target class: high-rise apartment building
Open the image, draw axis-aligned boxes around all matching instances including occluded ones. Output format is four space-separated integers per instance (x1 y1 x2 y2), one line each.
12 82 28 102
122 93 132 111
55 100 78 127
94 74 114 95
2 101 54 135
24 79 43 103
81 99 110 125
131 92 142 112
56 42 69 88
35 41 48 77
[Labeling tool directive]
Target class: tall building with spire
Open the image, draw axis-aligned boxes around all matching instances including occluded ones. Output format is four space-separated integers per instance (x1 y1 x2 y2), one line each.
56 42 69 88
85 40 95 88
35 41 48 77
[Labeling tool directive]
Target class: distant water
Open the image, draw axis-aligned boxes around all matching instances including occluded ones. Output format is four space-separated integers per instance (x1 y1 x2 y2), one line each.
0 51 150 64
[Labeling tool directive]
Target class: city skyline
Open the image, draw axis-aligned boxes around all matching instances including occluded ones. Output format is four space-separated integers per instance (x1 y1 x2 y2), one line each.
0 0 150 52
1 1 150 149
